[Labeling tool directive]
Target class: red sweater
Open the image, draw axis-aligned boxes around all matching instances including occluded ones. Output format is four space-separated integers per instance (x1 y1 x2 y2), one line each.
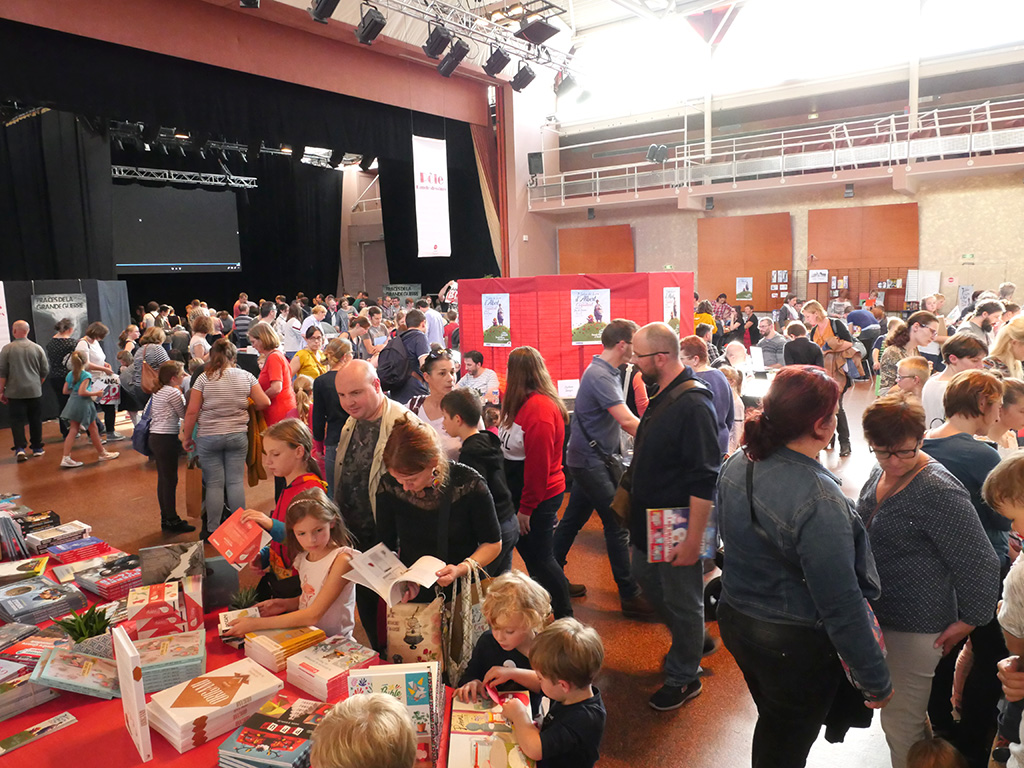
505 393 566 516
267 473 326 578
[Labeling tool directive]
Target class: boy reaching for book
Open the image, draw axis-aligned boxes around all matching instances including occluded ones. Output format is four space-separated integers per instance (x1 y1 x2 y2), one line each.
454 570 551 713
310 693 416 768
489 617 607 768
226 486 357 641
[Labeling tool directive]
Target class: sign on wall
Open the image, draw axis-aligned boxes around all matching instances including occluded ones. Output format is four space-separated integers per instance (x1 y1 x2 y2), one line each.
412 135 452 258
663 287 681 334
382 283 423 302
482 293 511 347
31 293 88 341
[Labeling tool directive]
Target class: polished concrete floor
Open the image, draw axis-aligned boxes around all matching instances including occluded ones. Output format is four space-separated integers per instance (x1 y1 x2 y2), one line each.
0 380 899 767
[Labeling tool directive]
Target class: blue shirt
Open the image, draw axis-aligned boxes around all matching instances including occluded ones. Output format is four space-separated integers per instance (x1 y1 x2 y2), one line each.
847 309 877 329
566 356 624 470
694 368 734 456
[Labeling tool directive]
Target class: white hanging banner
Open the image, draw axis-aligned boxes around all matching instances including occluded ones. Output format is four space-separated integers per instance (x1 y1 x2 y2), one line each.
412 135 452 258
0 282 10 348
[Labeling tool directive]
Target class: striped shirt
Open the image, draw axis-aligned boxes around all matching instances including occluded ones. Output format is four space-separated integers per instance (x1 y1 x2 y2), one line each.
149 385 186 434
192 367 258 437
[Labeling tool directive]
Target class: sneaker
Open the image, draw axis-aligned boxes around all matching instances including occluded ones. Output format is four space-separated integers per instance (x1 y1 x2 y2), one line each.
104 431 126 442
30 449 45 459
702 634 721 657
568 583 588 598
621 594 658 620
162 519 197 534
98 451 120 461
16 451 27 462
60 456 84 468
649 680 703 711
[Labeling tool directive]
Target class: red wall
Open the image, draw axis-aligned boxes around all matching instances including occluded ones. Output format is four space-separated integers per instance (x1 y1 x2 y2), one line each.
459 272 695 384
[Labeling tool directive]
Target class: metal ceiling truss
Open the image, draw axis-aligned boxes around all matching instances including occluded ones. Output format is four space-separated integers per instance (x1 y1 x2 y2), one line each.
111 165 258 188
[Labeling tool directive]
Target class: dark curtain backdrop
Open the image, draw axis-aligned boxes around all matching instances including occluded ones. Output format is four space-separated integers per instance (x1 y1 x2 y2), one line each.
0 109 113 280
378 116 499 290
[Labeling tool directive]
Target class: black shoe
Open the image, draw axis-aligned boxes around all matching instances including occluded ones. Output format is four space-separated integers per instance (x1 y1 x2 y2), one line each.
649 680 703 711
162 518 197 534
702 634 720 657
839 444 852 458
568 582 587 598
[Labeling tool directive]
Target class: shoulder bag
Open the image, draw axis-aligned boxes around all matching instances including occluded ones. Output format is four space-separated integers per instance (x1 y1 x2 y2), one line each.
140 346 160 395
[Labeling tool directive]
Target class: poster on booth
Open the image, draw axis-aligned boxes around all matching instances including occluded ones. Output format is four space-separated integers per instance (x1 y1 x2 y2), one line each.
412 136 452 258
482 293 511 347
31 293 88 341
0 282 9 348
570 289 610 346
663 286 681 334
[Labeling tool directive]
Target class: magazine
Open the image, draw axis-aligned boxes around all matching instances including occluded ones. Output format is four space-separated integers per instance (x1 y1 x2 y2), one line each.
207 509 271 571
646 507 718 564
342 542 444 608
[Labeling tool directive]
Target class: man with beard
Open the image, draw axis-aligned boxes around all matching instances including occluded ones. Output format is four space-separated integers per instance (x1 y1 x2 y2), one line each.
958 298 1004 346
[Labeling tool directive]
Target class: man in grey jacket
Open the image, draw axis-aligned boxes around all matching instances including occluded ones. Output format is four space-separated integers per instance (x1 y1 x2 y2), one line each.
0 321 50 461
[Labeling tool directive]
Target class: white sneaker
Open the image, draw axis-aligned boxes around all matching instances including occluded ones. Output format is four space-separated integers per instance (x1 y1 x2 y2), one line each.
98 451 119 461
30 449 45 458
60 456 84 468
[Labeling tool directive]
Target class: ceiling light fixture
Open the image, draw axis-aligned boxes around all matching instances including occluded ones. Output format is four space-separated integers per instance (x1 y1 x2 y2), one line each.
239 0 259 8
515 16 558 44
307 0 342 24
483 45 512 77
437 38 470 77
510 62 535 92
422 22 453 58
354 4 386 44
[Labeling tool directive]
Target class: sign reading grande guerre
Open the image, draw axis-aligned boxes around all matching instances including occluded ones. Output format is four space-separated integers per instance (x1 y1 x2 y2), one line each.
31 293 88 340
382 284 423 302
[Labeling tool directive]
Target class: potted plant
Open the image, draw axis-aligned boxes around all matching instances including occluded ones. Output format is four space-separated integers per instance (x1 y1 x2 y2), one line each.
53 605 114 658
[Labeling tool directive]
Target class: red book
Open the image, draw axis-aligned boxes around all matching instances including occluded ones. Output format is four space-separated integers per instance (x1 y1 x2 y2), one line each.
207 509 271 572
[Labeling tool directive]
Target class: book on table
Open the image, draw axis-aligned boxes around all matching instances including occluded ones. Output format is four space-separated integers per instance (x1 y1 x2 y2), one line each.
449 691 535 768
139 541 205 585
219 608 261 649
47 536 110 563
0 512 29 560
29 647 121 699
25 520 92 555
0 576 88 624
0 625 72 668
132 629 208 693
645 507 718 564
244 626 327 673
286 636 379 700
0 556 48 586
217 690 330 768
343 542 444 608
73 552 142 600
0 711 77 756
112 625 153 762
0 672 59 723
208 509 272 572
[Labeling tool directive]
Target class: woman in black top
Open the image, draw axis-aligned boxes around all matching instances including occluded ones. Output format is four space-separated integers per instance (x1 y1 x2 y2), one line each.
376 417 501 593
311 338 353 500
45 318 78 438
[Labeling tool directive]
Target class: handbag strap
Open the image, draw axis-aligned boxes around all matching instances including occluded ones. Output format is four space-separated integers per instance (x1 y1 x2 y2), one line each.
573 411 618 463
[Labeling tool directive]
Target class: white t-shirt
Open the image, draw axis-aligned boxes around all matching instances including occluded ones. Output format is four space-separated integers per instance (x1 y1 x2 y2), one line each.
921 377 950 430
295 547 356 641
75 337 107 368
998 556 1024 768
457 368 500 398
410 402 464 460
189 334 211 359
283 318 304 354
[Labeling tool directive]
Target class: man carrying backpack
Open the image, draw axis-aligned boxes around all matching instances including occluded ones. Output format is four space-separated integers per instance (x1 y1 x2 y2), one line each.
377 308 430 404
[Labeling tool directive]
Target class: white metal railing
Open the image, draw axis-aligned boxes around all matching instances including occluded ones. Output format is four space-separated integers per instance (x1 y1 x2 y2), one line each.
529 96 1024 204
350 176 381 213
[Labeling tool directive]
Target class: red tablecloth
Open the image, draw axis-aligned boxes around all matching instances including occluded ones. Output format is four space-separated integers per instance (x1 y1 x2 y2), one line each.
1 593 452 767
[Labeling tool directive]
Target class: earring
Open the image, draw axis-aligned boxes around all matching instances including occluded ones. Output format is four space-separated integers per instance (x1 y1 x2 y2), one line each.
431 467 443 488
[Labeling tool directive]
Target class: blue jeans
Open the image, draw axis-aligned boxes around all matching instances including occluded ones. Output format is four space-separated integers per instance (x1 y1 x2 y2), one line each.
515 492 572 619
554 464 640 601
324 443 338 500
486 515 520 578
631 546 705 687
195 431 248 527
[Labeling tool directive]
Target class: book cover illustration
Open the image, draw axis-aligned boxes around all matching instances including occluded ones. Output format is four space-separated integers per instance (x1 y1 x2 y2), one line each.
346 662 441 762
0 711 77 756
134 630 205 666
0 622 37 650
450 693 535 768
221 694 329 765
32 648 121 698
646 507 718 564
208 509 270 571
139 542 205 585
112 625 152 762
0 576 80 608
53 550 127 584
151 658 283 729
294 637 377 674
0 556 48 586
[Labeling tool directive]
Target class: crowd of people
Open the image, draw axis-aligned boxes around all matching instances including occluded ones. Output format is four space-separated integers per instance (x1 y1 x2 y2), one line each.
3 279 1024 768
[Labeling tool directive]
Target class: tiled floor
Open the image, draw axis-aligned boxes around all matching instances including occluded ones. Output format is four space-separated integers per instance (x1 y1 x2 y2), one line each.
0 381 898 767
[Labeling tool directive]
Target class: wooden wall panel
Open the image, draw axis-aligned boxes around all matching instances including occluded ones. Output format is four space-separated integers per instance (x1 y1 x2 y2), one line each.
557 225 635 275
697 213 793 312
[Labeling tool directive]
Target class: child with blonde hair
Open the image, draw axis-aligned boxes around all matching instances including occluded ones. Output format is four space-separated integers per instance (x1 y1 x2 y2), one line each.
455 570 551 709
310 693 416 768
906 737 968 768
288 373 314 426
892 355 930 400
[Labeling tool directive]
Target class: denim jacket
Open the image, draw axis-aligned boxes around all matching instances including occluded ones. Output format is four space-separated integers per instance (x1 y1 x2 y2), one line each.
718 448 892 700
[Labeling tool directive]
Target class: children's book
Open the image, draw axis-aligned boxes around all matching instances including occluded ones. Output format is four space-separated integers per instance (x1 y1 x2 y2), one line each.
219 608 261 648
112 625 153 762
139 541 205 585
646 507 717 564
0 576 87 624
0 625 72 667
0 674 58 722
208 509 271 572
449 692 535 768
218 692 330 768
25 520 91 554
0 711 77 756
286 636 379 699
52 549 128 584
0 556 48 586
29 648 121 699
0 622 37 651
74 553 142 599
343 542 445 608
47 536 109 563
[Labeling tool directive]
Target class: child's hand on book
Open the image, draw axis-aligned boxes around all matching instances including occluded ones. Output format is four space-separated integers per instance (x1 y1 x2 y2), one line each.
483 667 515 688
455 680 485 703
255 598 292 617
225 616 261 637
240 509 273 531
501 698 529 726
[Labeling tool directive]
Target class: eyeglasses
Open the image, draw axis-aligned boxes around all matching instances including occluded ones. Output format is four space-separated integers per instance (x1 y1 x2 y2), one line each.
894 374 918 381
869 445 920 459
632 351 671 359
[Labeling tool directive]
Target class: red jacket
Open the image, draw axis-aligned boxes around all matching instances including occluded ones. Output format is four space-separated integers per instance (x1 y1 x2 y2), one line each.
504 393 566 516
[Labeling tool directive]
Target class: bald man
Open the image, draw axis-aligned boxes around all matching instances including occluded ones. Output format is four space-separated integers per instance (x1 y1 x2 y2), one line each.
0 321 50 461
332 360 421 651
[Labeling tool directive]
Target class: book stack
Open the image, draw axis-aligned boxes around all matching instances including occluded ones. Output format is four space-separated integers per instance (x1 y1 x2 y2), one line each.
0 626 72 669
218 608 261 649
0 556 48 587
74 553 142 600
53 549 130 584
180 574 204 632
126 581 186 638
0 512 29 560
286 636 379 700
0 660 26 683
30 648 121 699
14 510 59 536
133 629 207 693
25 520 92 555
0 623 37 652
244 627 327 673
146 658 285 753
347 661 444 765
48 536 111 563
0 492 20 510
218 691 330 768
0 576 88 624
0 673 58 723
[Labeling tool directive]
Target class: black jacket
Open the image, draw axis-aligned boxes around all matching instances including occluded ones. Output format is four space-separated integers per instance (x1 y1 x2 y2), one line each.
458 431 516 524
783 337 825 367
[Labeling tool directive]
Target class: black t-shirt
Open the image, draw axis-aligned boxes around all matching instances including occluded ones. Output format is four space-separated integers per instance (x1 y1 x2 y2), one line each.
539 687 606 768
783 337 825 367
457 630 542 714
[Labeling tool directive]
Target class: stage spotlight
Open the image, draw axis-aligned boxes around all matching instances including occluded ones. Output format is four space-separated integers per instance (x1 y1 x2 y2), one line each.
240 0 259 7
422 23 453 59
141 123 160 144
645 144 658 163
247 140 261 164
483 45 511 77
514 16 558 44
437 38 470 77
554 72 578 97
509 62 535 92
354 4 386 44
654 145 669 163
845 183 855 198
291 144 305 163
307 0 341 24
330 149 346 168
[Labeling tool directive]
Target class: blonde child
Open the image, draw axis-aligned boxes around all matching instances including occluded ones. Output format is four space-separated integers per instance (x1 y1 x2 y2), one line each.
719 365 745 455
310 693 416 768
893 355 930 400
59 351 119 468
906 737 968 768
227 485 357 640
455 570 551 709
495 617 607 768
287 374 314 426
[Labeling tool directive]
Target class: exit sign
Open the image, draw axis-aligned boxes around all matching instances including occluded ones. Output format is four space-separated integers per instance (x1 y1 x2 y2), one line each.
962 253 975 261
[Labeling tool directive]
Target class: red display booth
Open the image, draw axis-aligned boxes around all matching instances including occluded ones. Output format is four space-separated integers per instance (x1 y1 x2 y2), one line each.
459 272 695 387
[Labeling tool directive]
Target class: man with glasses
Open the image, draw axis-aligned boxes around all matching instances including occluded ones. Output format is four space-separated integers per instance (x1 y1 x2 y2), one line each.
554 319 655 619
625 322 721 711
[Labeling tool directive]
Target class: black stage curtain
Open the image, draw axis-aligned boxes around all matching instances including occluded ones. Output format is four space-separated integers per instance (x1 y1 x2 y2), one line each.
378 116 499 291
0 109 113 280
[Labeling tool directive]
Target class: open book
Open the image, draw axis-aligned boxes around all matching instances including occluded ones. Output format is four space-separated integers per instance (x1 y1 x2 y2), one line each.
343 543 445 608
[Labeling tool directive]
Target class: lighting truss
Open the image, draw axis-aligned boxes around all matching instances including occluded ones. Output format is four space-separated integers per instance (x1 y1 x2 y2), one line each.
369 0 577 76
111 166 258 188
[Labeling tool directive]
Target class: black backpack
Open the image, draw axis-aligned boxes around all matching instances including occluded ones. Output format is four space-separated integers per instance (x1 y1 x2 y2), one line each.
377 332 414 392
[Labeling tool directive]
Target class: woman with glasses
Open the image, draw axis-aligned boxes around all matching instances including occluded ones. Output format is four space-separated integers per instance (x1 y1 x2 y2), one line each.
922 369 1008 765
858 393 999 768
878 311 940 391
406 348 463 459
291 325 328 380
